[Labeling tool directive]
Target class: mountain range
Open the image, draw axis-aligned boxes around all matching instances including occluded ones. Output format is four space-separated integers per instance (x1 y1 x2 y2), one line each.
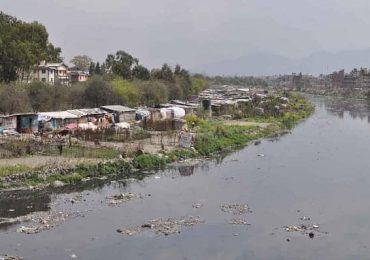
194 49 370 76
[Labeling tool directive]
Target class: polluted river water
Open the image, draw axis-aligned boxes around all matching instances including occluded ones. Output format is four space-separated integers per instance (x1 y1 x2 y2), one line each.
2 96 370 259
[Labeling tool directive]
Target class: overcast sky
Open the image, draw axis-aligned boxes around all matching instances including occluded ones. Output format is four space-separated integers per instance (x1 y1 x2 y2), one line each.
2 0 370 69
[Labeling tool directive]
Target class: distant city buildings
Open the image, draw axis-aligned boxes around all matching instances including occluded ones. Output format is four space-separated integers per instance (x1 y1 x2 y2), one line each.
329 68 370 89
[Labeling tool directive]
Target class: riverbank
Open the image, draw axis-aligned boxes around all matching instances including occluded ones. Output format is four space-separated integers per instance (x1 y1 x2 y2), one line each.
0 93 314 191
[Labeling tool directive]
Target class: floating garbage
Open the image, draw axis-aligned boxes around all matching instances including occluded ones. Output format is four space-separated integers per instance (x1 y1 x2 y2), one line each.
192 203 203 209
106 193 143 206
0 255 23 260
117 216 205 236
283 221 327 239
220 204 250 215
16 211 83 234
228 218 250 225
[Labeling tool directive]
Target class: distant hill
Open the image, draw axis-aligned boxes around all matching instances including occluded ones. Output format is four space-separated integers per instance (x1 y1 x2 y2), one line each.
194 49 370 76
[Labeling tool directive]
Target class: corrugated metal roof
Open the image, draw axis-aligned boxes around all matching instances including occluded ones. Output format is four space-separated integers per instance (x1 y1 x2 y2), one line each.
67 108 107 117
38 111 79 119
101 105 135 113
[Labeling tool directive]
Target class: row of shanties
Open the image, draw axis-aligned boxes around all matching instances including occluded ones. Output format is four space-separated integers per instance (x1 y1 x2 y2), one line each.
0 105 137 134
0 103 193 134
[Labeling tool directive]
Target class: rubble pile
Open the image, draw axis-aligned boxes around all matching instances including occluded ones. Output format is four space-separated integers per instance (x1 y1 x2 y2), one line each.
106 192 143 205
117 216 205 236
16 211 83 234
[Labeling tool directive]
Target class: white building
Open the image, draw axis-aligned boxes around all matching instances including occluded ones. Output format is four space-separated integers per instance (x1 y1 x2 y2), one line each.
33 62 70 85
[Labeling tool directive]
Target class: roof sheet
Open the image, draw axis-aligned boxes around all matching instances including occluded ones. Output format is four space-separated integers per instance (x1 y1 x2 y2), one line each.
67 108 107 117
38 111 79 119
101 105 135 113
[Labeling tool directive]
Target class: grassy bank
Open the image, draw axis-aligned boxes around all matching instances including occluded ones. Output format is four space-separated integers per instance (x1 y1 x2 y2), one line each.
0 94 314 190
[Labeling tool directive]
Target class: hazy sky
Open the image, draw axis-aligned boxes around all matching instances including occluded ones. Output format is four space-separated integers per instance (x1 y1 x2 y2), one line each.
2 0 370 69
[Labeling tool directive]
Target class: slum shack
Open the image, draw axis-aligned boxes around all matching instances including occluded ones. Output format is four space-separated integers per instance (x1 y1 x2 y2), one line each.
16 113 38 133
0 113 38 133
144 107 186 131
67 108 110 128
101 105 136 123
169 100 199 114
38 111 79 132
0 115 17 131
211 100 238 117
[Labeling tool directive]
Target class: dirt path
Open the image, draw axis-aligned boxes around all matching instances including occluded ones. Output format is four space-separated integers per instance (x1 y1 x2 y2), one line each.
0 156 97 168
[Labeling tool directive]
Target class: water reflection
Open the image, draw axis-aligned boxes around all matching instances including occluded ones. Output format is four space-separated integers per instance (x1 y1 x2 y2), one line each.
325 98 370 121
0 190 51 219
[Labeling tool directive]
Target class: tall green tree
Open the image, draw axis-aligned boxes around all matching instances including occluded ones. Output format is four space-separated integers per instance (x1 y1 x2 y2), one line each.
70 55 93 71
111 79 141 107
45 43 62 63
105 50 138 80
27 81 53 112
132 64 150 80
84 76 115 107
0 83 30 114
0 12 62 82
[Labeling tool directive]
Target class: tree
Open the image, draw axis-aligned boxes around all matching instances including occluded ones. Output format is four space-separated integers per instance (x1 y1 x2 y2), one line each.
132 64 150 80
89 62 96 75
27 81 53 112
45 43 63 63
0 12 62 82
0 83 30 114
191 75 209 95
111 79 141 107
137 80 168 106
67 82 86 108
105 50 138 79
95 62 102 75
70 55 93 71
84 76 115 107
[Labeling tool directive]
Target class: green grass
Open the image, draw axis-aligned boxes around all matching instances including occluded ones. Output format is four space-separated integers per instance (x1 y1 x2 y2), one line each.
61 146 121 159
132 154 168 169
0 164 33 178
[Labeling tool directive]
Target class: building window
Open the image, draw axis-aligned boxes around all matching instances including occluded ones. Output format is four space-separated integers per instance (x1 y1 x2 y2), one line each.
41 78 46 82
42 69 46 73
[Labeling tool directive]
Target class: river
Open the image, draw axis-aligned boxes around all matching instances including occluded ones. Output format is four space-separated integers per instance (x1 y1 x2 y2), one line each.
1 96 370 260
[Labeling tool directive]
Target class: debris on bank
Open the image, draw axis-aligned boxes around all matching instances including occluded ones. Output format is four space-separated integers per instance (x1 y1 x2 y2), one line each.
117 216 205 236
16 211 83 234
0 255 23 260
106 192 143 206
220 204 250 215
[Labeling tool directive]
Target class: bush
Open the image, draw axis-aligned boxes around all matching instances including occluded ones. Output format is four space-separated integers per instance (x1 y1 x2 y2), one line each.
133 154 167 169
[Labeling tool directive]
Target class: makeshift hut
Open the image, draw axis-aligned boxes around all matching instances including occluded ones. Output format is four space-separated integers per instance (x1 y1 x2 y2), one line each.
100 105 136 123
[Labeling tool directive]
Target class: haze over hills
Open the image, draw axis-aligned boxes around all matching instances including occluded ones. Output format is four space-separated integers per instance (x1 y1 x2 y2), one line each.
194 49 370 76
